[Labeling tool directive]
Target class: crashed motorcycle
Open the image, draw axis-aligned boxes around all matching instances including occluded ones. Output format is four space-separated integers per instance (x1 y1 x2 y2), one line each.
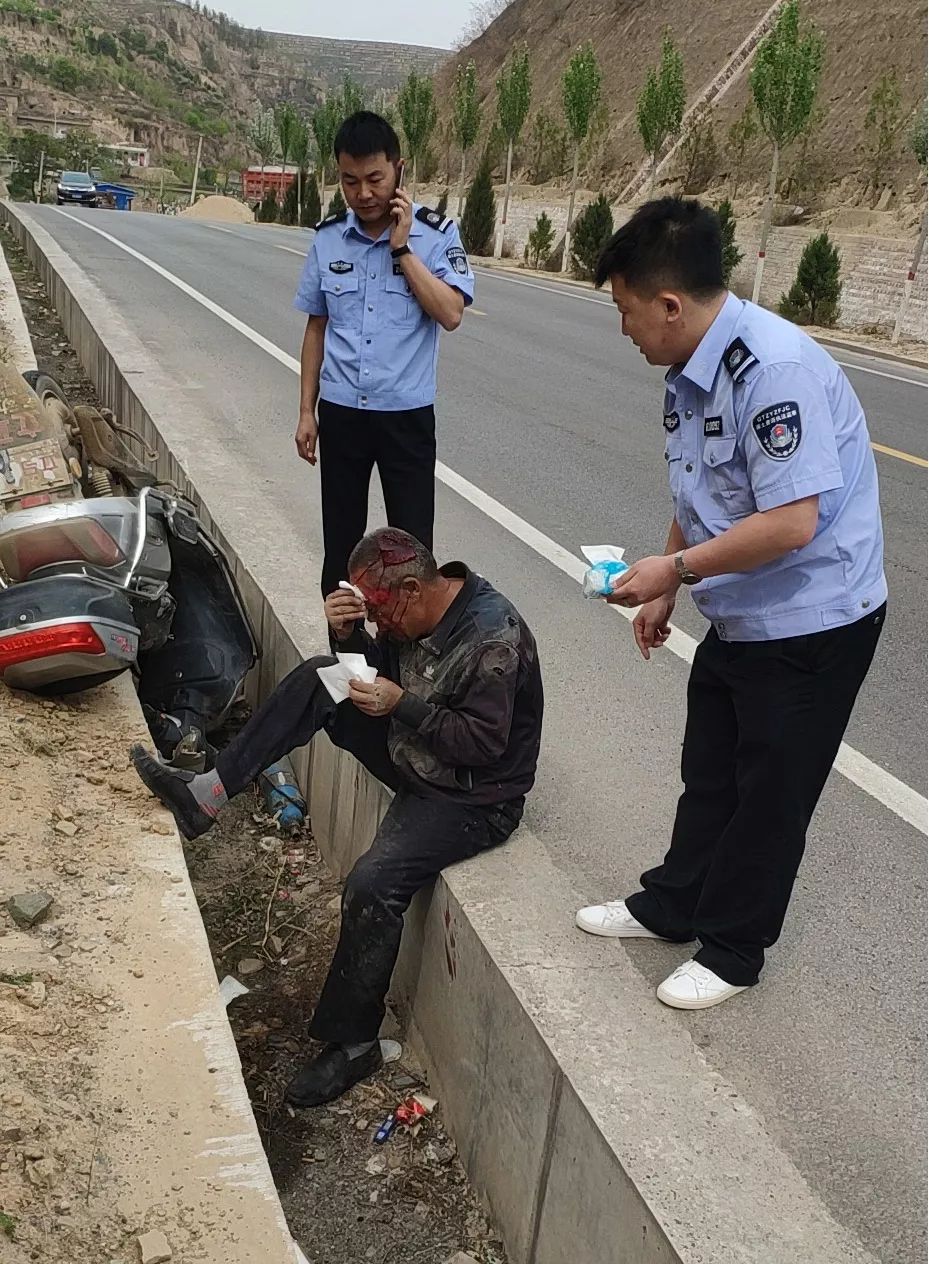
0 366 259 776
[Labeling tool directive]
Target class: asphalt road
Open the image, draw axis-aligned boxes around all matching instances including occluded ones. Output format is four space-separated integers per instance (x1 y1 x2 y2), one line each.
22 206 928 1263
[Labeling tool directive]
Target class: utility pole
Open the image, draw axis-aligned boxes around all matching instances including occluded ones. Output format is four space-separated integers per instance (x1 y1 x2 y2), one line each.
189 134 203 207
36 149 45 203
158 164 165 214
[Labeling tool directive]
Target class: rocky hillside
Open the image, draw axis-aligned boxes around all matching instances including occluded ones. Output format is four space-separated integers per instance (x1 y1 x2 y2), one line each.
438 0 927 207
0 0 447 174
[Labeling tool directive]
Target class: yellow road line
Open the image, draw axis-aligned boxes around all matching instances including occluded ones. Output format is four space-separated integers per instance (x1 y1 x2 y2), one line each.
871 441 928 468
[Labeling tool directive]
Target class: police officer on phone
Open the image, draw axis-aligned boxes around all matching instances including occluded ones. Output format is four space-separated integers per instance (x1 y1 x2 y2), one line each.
293 111 474 596
575 198 886 1012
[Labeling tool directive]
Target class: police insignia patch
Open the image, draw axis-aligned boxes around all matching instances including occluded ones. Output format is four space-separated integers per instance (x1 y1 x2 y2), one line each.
415 206 452 233
751 401 801 460
663 412 680 432
329 260 353 273
704 415 723 436
445 245 469 276
723 337 759 381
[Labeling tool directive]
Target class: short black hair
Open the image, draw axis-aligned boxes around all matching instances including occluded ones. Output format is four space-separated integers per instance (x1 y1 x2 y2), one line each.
333 110 401 163
594 197 725 298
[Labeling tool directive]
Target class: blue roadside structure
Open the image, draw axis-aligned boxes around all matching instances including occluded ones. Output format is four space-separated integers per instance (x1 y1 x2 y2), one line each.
94 181 136 211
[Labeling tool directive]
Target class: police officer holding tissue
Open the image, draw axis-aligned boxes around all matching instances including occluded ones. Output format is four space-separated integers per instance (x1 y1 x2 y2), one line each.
293 111 474 596
576 198 886 1011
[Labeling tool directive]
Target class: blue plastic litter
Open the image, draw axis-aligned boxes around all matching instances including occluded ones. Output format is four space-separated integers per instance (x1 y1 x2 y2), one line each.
258 756 307 827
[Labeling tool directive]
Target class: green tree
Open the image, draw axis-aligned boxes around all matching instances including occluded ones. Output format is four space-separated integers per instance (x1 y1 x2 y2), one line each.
275 101 298 193
778 231 841 325
727 104 757 198
398 69 437 199
749 0 824 302
717 199 743 284
571 193 613 279
636 30 685 195
678 108 718 193
892 101 928 344
864 72 903 188
311 97 341 217
290 116 311 224
248 104 277 199
528 108 567 184
327 186 346 217
453 60 481 216
562 42 602 273
526 210 554 268
460 158 497 255
49 57 81 92
494 45 531 257
279 174 298 225
10 130 61 200
436 187 449 216
256 187 278 222
301 170 321 226
339 75 365 121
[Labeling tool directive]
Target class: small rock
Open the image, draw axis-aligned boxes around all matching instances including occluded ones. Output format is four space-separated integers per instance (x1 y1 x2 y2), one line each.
131 968 145 979
84 772 105 786
364 1155 386 1176
150 821 173 835
55 1200 71 1214
62 862 81 876
413 1200 429 1221
326 894 342 912
23 1145 44 1161
20 981 47 1009
236 958 265 976
54 819 79 837
137 1230 172 1264
26 1157 56 1187
1 1126 23 1143
444 1255 481 1264
7 892 54 929
354 1118 369 1132
269 934 284 955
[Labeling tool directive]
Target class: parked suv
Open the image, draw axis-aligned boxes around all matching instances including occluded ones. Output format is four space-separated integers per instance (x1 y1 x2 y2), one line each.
56 171 98 207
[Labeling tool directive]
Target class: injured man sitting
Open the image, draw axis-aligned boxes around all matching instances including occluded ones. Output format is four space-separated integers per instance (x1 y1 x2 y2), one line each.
131 528 544 1106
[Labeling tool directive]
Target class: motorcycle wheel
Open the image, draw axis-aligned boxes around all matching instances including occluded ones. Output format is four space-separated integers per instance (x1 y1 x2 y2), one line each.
22 369 70 408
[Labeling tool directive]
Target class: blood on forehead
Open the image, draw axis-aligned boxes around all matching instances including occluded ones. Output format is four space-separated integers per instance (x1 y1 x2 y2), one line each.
352 539 419 608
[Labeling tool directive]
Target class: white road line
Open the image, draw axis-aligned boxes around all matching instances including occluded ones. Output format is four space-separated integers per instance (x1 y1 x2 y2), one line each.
473 267 929 389
203 222 305 256
53 209 929 835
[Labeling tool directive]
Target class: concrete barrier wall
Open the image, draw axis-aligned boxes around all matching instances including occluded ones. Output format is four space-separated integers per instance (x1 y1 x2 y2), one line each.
2 200 883 1264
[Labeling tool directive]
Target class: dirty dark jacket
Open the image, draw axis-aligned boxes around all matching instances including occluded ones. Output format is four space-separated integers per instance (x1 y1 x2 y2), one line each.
336 563 543 805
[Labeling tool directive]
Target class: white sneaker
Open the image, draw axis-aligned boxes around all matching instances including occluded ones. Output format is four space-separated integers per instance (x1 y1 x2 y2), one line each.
575 898 667 939
657 960 747 1010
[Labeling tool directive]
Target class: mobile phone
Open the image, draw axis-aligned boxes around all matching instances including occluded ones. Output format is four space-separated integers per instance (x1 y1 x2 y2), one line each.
397 160 406 190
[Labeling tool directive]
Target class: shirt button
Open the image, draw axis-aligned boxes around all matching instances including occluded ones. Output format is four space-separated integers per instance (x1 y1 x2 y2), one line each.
366 338 371 344
334 284 341 293
363 369 370 375
685 463 693 472
685 410 693 419
370 271 376 279
862 599 871 608
698 596 709 605
367 304 374 312
361 396 368 405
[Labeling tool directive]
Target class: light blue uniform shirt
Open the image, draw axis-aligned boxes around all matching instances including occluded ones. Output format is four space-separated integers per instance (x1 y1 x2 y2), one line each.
664 292 886 641
293 204 474 411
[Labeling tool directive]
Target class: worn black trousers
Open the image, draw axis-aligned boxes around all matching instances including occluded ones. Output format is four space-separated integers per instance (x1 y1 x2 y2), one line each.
317 399 436 598
215 656 523 1042
626 606 886 986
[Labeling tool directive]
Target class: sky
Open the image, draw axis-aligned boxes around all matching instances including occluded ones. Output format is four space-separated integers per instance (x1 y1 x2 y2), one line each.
208 1 474 49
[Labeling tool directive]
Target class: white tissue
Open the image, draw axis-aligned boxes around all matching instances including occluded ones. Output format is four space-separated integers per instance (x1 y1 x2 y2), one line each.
338 579 365 601
316 652 378 704
218 975 250 1006
581 545 626 565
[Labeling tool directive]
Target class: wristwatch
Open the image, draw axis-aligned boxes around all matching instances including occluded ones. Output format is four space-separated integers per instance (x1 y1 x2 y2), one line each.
674 550 702 586
390 244 412 260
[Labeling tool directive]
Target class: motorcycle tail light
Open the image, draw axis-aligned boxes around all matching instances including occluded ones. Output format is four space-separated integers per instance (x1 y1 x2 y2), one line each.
0 623 106 668
0 519 125 581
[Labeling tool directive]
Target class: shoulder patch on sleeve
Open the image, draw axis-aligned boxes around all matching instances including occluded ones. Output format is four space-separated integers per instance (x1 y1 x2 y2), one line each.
415 205 453 233
723 337 760 382
444 244 469 275
314 210 348 231
751 401 802 460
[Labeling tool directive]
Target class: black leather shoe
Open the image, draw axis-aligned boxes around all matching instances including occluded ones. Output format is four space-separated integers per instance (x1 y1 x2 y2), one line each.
284 1043 383 1108
129 744 214 841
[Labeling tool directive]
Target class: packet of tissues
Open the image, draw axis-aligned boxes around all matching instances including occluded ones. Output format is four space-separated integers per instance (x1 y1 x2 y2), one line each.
581 545 630 598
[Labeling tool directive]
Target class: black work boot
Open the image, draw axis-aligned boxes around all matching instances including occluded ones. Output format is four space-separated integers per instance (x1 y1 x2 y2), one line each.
129 744 216 841
285 1043 383 1108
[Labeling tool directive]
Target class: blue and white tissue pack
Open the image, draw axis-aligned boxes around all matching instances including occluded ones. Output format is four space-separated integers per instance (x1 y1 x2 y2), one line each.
581 545 629 598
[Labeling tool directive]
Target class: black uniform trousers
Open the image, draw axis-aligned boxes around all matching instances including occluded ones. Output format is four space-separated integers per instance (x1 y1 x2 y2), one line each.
215 656 523 1043
317 399 436 598
626 605 886 986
